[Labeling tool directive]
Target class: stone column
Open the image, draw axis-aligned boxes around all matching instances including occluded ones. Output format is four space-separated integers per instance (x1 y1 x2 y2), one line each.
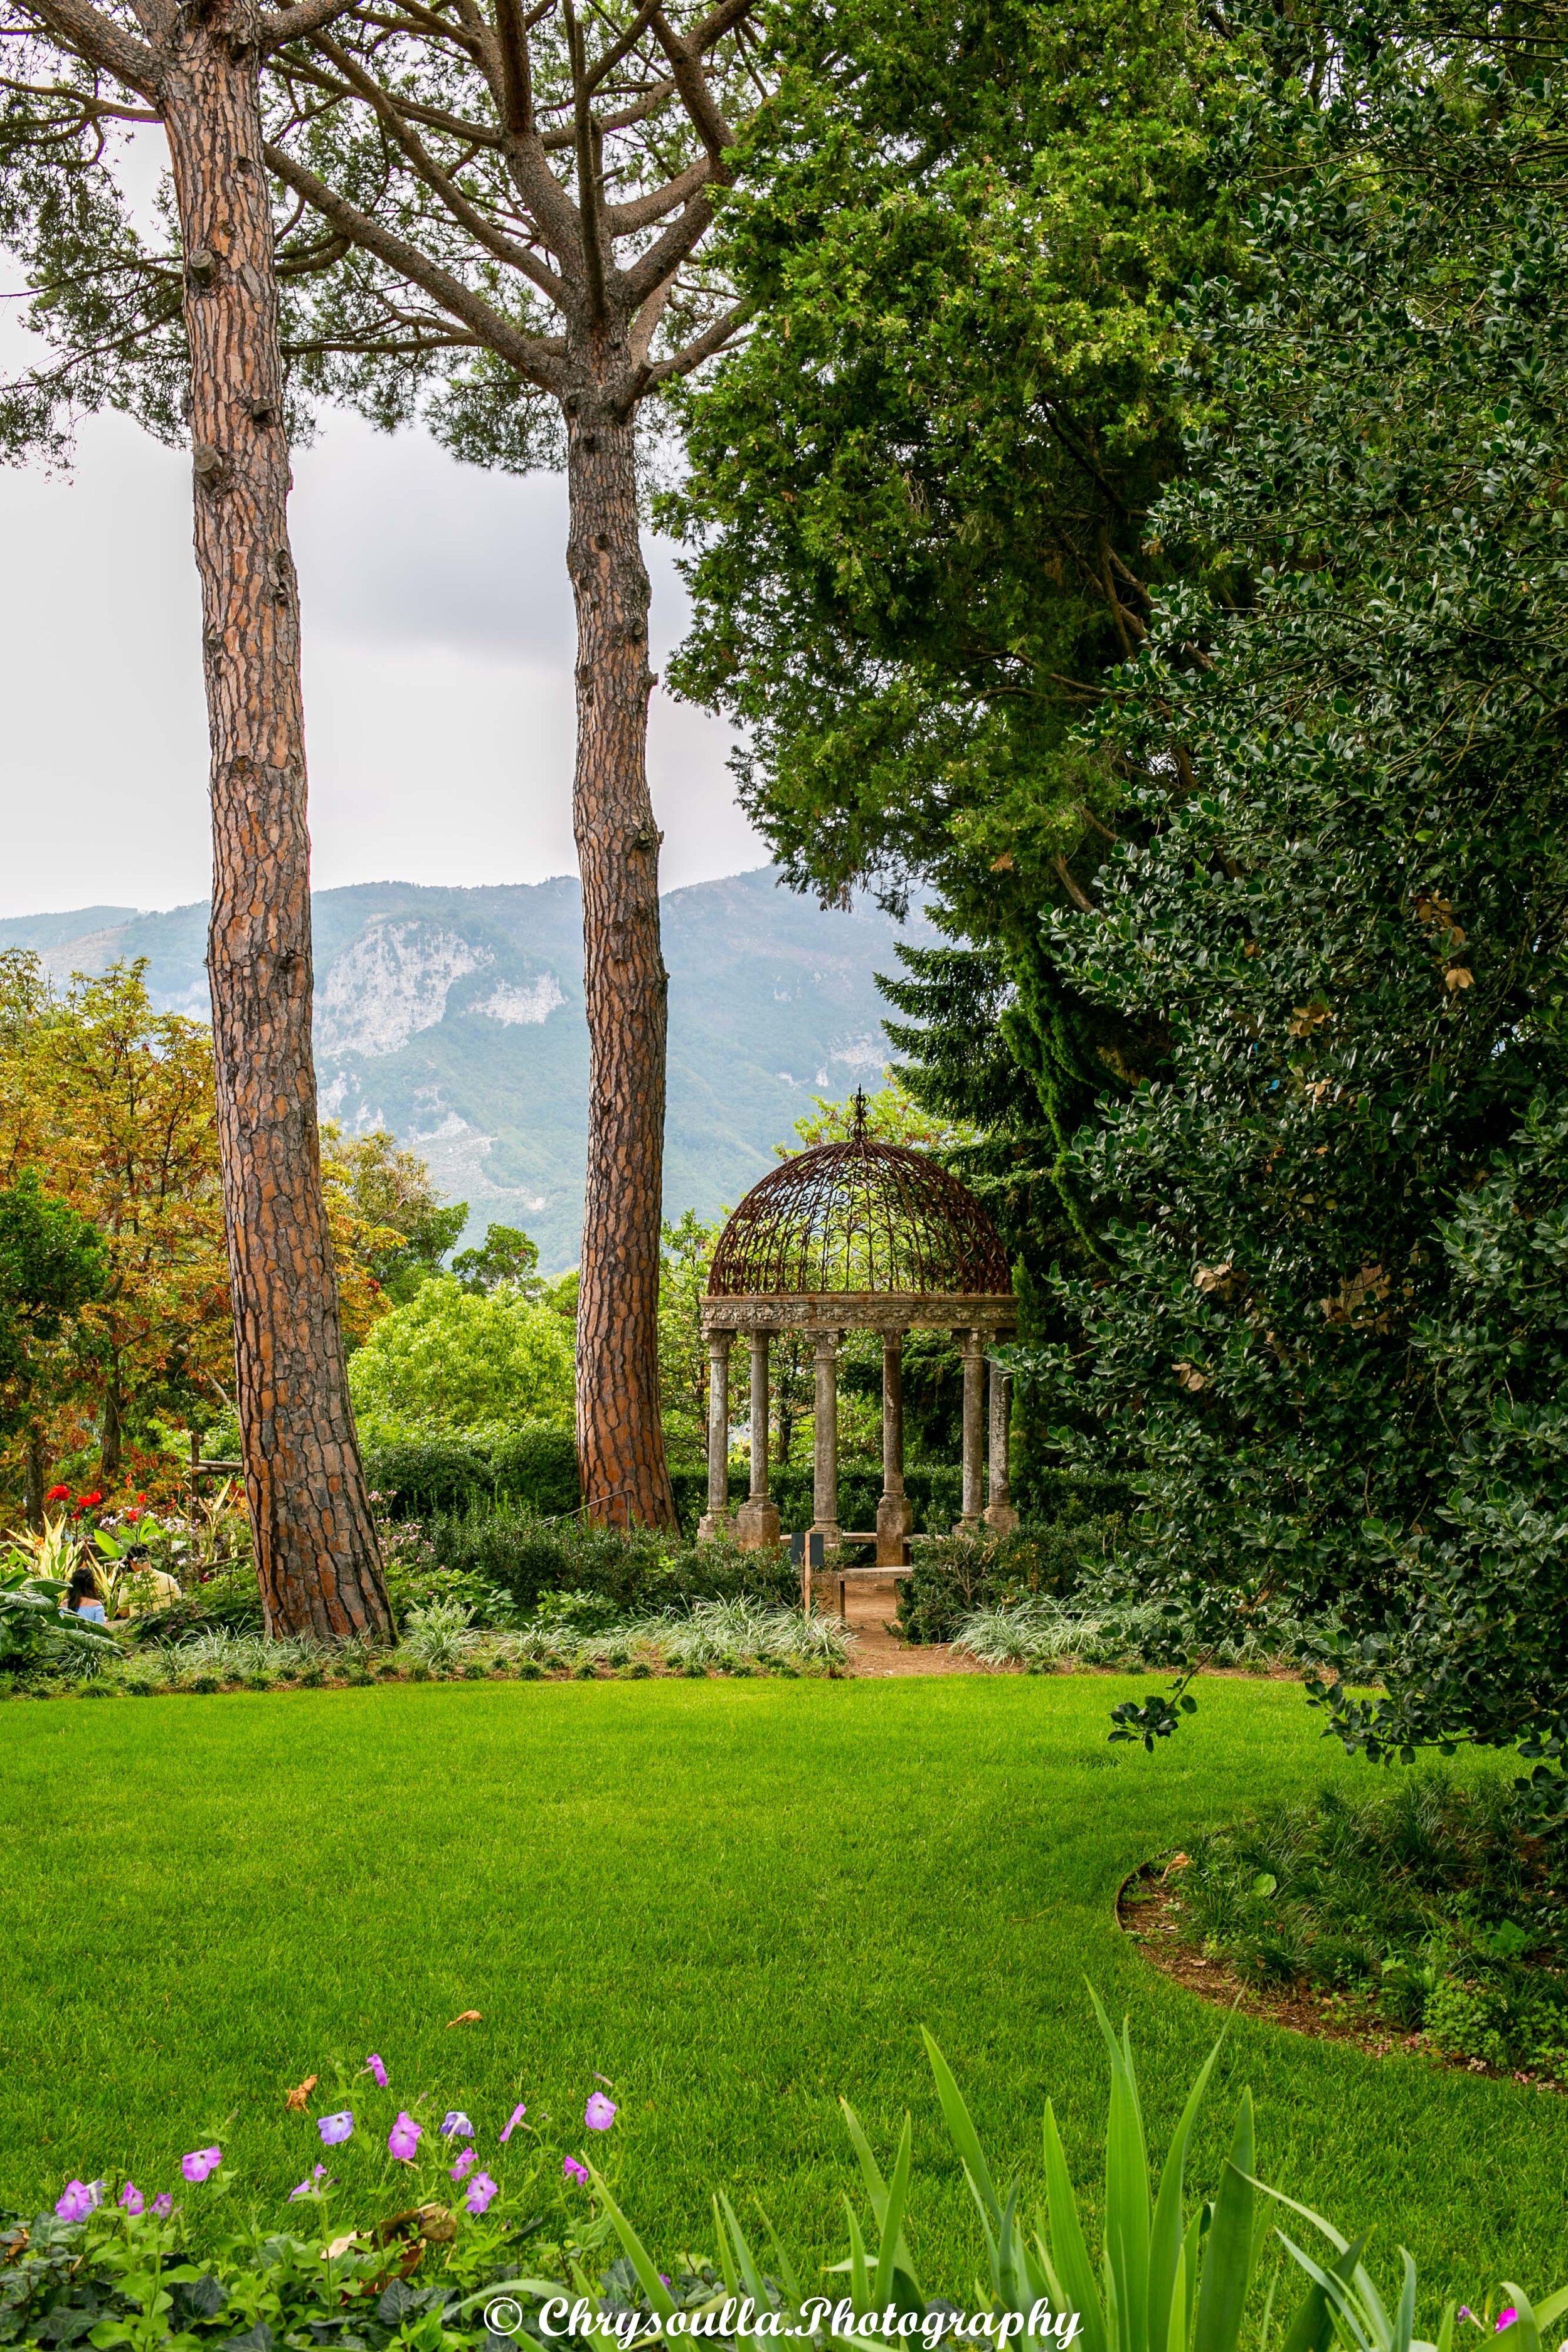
735 1332 781 1550
876 1330 914 1565
810 1329 842 1557
697 1327 734 1542
984 1356 1019 1535
957 1327 985 1532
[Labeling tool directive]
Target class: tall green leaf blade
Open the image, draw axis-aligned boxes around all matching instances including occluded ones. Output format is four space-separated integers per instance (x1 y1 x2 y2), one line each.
586 2168 679 2322
872 2118 915 2311
1192 2095 1256 2352
1088 1991 1150 2352
921 2030 1003 2229
1042 2100 1107 2352
1148 2038 1223 2352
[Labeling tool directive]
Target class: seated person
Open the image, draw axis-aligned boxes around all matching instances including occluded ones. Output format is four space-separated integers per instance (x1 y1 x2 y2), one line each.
63 1563 108 1623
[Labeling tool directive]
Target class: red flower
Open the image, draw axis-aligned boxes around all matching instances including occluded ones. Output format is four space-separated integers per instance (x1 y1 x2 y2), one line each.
79 1491 103 1508
45 1485 70 1503
135 1493 147 1505
124 1508 140 1523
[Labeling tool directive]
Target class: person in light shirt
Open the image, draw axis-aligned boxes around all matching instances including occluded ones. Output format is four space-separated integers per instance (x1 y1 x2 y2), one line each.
62 1562 107 1624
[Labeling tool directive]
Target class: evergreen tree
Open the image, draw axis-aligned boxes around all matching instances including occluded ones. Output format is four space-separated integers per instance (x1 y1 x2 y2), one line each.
1024 2 1568 1791
663 0 1237 1266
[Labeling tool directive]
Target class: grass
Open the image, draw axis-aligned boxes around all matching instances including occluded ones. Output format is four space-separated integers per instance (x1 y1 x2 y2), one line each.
1 1675 1565 2307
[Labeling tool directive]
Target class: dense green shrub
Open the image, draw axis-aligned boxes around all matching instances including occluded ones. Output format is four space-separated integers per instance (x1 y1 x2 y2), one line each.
1158 1772 1568 2077
418 1507 798 1619
365 1424 580 1520
898 1475 1127 1644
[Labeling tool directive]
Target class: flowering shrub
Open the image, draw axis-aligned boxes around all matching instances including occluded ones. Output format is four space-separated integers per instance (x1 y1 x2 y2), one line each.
4 2015 1564 2352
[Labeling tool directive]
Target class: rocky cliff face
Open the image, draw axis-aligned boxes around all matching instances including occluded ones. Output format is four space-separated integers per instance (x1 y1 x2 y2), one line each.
0 868 934 1270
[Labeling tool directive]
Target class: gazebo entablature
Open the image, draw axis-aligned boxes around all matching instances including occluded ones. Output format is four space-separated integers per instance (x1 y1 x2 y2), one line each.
701 1291 1017 1338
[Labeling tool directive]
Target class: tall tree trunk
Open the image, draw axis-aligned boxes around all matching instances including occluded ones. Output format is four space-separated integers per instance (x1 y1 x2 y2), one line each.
100 1380 121 1483
162 12 392 1639
24 1428 45 1532
565 382 677 1529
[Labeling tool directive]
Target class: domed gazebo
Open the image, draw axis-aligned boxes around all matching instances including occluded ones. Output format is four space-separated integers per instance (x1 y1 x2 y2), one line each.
699 1094 1017 1565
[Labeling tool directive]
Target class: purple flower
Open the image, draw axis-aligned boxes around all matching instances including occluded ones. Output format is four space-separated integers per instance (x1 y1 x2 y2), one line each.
584 2093 617 2132
563 2156 588 2185
1497 2317 1518 2335
318 2111 354 2147
500 2103 526 2145
364 2053 388 2088
55 2181 102 2223
440 2111 474 2139
388 2112 421 2162
464 2171 499 2217
289 2166 327 2201
151 2195 173 2219
450 2149 477 2183
181 2146 221 2185
660 2277 671 2290
119 2183 144 2217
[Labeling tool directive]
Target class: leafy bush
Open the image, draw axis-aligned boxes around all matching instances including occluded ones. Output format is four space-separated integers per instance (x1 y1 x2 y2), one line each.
349 1279 574 1444
1160 1771 1568 2075
418 1508 798 1621
366 1423 580 1520
8 2002 1562 2348
898 1508 1120 1646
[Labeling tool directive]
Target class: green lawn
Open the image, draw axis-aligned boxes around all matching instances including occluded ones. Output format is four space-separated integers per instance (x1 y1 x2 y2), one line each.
1 1676 1563 2307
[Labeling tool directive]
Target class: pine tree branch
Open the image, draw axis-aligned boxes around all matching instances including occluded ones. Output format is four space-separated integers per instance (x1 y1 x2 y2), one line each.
641 292 747 382
647 0 730 169
273 51 504 147
605 148 708 233
261 135 568 384
313 30 566 299
14 0 157 101
260 0 361 53
494 0 530 132
562 0 605 319
618 184 714 304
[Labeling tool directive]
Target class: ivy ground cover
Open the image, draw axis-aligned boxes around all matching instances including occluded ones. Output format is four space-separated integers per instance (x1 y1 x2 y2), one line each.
0 1677 1562 2297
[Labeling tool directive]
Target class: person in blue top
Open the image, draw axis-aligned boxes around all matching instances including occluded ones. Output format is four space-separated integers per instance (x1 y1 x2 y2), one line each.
63 1563 107 1624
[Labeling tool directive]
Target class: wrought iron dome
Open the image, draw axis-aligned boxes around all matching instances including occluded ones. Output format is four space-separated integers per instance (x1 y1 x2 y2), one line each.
707 1093 1011 1300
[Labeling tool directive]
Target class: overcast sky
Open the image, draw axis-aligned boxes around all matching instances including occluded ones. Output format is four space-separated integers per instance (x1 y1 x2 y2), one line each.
0 344 764 921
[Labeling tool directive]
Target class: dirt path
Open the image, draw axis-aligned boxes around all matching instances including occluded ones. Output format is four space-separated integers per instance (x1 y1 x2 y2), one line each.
830 1574 999 1677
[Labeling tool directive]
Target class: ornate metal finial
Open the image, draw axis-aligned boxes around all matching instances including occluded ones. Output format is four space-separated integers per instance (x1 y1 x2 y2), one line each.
852 1086 869 1141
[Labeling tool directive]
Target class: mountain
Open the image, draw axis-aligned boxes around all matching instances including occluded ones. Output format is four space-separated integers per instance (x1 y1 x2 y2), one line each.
0 869 935 1271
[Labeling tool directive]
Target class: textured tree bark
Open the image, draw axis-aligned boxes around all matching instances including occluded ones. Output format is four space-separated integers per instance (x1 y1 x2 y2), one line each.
99 1380 122 1483
162 16 391 1638
566 386 679 1530
24 1428 45 1532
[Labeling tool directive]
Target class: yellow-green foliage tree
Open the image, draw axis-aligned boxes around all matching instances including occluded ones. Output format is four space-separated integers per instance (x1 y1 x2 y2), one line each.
320 1124 469 1306
0 953 408 1501
347 1278 575 1446
0 955 232 1489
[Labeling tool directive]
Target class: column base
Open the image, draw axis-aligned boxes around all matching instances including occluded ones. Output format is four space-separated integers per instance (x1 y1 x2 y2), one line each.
983 1500 1020 1536
696 1510 733 1545
876 1491 914 1567
808 1522 842 1565
733 1498 781 1551
953 1516 985 1539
